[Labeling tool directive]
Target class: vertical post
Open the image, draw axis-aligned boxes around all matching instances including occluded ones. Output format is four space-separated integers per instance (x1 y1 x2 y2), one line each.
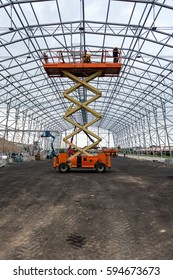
108 129 110 148
71 23 73 52
32 117 39 152
10 3 13 30
161 100 172 158
132 122 138 155
129 125 134 154
137 119 142 153
80 0 86 52
27 114 34 156
21 109 28 145
127 125 131 154
3 100 11 153
141 116 147 154
153 106 161 157
64 130 67 148
146 110 153 156
112 133 117 147
12 106 20 152
59 132 62 149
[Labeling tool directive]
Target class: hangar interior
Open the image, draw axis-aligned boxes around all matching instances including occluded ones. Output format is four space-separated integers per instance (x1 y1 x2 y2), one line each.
0 0 173 158
0 0 173 260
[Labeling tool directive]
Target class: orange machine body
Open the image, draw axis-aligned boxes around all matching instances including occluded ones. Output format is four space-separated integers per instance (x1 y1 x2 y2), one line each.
53 153 111 173
103 148 118 157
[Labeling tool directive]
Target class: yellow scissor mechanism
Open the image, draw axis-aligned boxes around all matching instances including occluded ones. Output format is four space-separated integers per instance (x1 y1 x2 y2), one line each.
62 70 102 158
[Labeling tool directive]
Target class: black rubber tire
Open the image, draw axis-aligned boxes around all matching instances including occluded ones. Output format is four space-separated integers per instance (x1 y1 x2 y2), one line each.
58 163 70 173
95 163 106 173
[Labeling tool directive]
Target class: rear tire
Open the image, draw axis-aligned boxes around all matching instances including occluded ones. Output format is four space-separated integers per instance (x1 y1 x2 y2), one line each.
58 163 70 173
95 163 106 173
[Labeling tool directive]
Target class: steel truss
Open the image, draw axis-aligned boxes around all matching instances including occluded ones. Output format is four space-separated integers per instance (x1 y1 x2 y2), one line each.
0 0 173 155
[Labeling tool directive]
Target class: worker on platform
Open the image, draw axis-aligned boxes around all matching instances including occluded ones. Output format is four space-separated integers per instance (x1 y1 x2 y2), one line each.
83 50 91 63
113 47 119 63
43 52 48 63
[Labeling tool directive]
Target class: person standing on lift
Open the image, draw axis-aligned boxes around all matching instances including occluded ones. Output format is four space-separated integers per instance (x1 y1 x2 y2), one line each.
83 50 91 63
43 52 48 63
113 47 119 63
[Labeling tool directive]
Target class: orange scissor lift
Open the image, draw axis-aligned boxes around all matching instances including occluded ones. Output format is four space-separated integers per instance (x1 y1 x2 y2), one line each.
43 50 122 172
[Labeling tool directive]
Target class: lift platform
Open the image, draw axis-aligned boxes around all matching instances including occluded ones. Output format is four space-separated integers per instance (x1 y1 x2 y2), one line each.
43 50 122 172
43 50 122 77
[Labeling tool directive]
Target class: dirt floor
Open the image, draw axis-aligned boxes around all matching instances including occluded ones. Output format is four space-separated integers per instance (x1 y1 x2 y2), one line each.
0 156 173 260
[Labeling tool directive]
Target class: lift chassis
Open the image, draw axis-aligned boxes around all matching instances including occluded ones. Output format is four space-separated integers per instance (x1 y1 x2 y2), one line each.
53 152 111 173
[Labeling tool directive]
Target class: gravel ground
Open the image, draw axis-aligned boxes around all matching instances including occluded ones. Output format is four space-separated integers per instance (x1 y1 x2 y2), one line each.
0 156 172 260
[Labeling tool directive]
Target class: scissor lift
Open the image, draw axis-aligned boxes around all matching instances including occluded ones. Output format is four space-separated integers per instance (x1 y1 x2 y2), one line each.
43 50 122 172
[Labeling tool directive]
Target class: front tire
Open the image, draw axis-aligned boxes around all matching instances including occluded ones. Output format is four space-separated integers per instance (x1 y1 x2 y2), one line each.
58 163 70 173
95 163 106 173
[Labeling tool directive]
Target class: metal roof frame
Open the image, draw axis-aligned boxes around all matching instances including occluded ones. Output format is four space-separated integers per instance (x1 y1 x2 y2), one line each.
0 0 173 151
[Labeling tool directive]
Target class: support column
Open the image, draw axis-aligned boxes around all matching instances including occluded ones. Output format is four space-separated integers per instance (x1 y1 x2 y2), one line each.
2 101 11 153
161 100 172 158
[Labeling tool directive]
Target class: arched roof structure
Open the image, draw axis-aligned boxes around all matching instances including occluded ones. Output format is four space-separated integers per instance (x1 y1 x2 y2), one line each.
0 0 173 152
